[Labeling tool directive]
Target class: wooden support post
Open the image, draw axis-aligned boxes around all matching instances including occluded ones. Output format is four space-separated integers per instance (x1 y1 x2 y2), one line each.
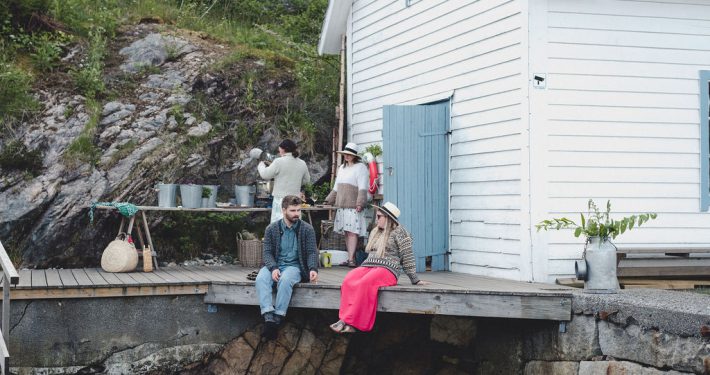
336 34 346 169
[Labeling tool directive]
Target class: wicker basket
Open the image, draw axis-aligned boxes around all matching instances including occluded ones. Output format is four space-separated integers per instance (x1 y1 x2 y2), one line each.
101 233 138 273
237 233 263 268
319 219 346 251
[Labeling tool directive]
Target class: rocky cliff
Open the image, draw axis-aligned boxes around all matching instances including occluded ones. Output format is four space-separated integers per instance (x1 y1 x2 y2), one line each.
0 22 331 268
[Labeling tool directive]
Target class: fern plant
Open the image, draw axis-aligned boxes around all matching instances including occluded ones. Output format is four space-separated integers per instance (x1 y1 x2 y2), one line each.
536 199 657 240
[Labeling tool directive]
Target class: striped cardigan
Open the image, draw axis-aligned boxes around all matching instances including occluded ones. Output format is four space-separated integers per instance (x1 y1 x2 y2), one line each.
361 226 420 284
262 219 318 281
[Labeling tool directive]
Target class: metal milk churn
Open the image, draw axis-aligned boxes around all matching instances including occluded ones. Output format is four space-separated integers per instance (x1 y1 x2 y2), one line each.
574 236 619 293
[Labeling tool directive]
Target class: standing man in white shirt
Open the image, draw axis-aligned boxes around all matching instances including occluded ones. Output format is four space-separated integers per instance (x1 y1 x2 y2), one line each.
258 139 311 223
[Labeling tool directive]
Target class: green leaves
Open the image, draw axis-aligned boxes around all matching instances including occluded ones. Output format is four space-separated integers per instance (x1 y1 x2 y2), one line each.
536 199 658 240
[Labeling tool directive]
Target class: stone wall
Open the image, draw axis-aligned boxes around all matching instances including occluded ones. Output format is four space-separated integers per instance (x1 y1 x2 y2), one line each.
8 289 710 374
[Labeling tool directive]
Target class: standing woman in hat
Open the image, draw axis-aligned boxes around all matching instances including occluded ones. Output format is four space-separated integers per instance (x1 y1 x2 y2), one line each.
329 202 428 333
324 143 370 267
258 139 311 223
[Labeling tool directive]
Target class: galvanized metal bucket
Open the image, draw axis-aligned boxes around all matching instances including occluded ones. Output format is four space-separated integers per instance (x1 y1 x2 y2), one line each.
575 236 619 293
157 183 177 208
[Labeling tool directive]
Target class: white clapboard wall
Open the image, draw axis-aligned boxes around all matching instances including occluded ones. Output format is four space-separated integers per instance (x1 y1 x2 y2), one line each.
529 0 710 282
346 0 528 280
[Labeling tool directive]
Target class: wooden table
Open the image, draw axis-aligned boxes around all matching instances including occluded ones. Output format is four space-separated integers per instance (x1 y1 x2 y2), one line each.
96 205 336 269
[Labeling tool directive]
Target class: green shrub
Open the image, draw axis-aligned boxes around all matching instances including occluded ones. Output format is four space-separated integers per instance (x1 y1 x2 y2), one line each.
30 33 63 72
0 140 43 174
0 62 38 121
152 211 254 261
71 30 105 98
64 98 101 165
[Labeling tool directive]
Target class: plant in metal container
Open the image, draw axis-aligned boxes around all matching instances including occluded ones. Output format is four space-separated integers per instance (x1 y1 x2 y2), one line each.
536 199 657 240
536 199 657 293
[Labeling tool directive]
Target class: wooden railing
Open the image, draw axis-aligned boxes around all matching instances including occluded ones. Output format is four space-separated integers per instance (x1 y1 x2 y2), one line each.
0 241 19 375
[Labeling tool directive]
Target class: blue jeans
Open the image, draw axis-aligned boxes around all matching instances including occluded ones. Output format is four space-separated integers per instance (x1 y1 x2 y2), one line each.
255 265 302 316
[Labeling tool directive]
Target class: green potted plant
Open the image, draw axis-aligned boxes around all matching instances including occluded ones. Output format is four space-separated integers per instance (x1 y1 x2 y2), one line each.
202 184 218 208
536 199 657 292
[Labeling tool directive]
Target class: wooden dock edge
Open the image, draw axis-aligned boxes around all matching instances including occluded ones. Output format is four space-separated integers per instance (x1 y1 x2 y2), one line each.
1 284 210 300
204 283 572 321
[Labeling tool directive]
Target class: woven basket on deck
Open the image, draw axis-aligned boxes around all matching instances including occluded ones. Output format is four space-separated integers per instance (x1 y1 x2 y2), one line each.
101 233 138 273
319 219 346 251
237 233 263 268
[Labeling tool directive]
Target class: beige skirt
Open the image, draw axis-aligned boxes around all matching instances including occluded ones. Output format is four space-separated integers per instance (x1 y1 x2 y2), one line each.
333 208 368 237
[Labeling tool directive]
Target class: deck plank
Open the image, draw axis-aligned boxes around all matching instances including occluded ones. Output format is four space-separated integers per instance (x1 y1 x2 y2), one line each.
17 270 32 288
124 272 154 285
84 268 111 286
30 270 47 288
140 270 172 284
184 266 230 282
96 270 124 285
57 269 78 287
114 272 140 285
168 266 214 283
44 269 62 287
158 267 200 283
191 265 244 282
70 269 94 287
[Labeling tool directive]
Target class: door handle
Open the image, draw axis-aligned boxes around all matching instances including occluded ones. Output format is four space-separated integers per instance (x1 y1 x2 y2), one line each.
386 166 394 176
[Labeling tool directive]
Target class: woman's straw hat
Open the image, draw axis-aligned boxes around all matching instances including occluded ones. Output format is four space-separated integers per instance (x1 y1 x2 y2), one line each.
374 201 401 224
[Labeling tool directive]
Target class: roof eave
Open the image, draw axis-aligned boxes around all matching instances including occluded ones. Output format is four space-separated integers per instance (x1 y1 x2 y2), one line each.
318 0 350 55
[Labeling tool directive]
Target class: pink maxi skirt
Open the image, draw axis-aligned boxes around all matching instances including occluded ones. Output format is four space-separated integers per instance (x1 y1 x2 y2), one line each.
338 266 397 332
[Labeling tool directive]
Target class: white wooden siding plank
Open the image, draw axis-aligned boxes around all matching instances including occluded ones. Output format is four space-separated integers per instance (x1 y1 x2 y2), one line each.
451 250 522 266
450 263 522 279
546 198 699 213
548 182 698 198
547 121 698 139
351 67 521 118
451 221 522 240
549 12 710 35
352 131 383 145
352 0 399 28
451 134 520 155
548 0 710 19
452 105 522 130
450 150 522 169
451 180 521 196
451 165 521 182
548 43 710 66
450 209 521 225
450 195 521 210
452 73 523 104
548 61 705 81
547 135 698 153
453 120 521 144
547 151 700 168
451 237 521 255
352 0 379 14
549 28 710 52
548 90 697 110
547 167 698 183
545 228 710 244
548 106 698 124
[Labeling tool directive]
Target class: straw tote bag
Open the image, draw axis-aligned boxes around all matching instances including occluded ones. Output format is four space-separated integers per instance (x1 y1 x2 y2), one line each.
101 233 138 273
236 233 263 268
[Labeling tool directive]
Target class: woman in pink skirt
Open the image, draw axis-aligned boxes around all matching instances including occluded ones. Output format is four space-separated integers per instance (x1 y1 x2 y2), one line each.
329 202 429 333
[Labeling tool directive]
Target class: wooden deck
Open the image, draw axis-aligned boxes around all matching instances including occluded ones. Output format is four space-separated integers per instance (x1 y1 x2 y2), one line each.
2 266 574 321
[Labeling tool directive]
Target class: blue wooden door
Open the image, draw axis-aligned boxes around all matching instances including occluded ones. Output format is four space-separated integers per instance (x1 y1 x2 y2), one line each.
383 101 449 271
